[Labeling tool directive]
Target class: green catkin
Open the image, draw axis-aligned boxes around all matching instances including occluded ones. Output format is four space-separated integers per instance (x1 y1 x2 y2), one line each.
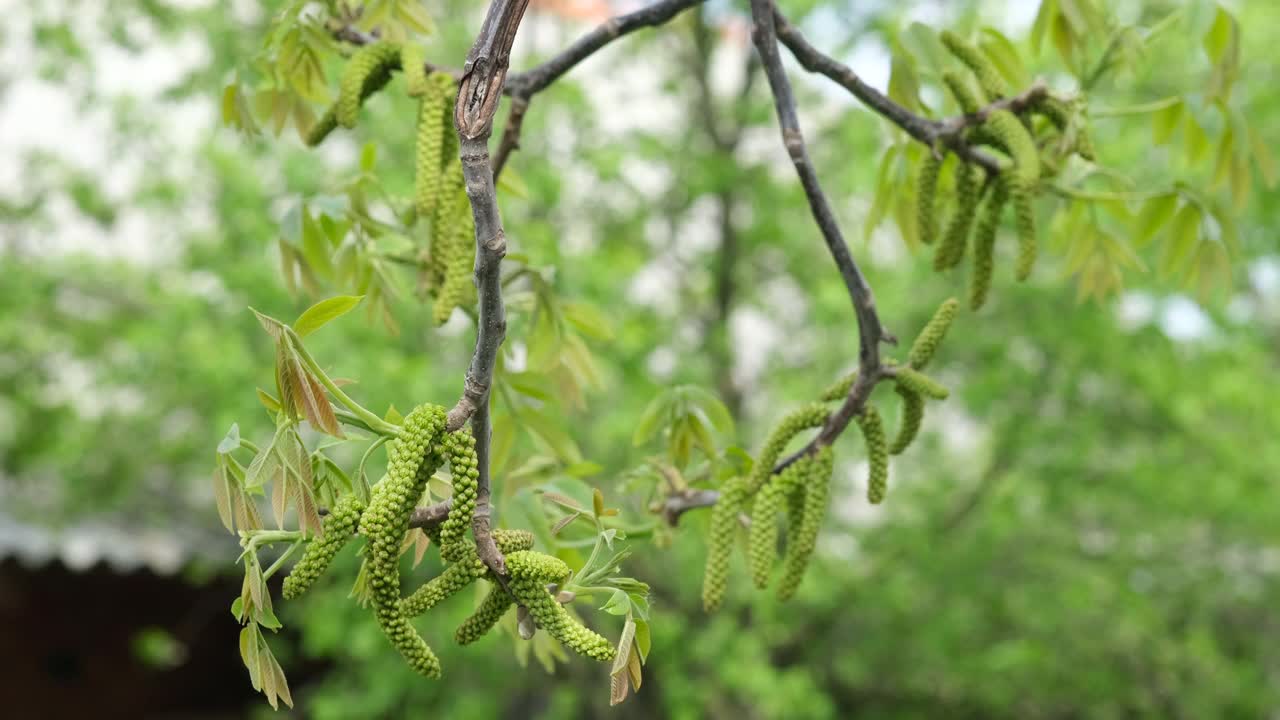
414 89 446 217
1073 119 1097 162
439 430 479 556
1031 96 1096 161
401 43 428 97
969 178 1009 310
358 403 447 678
428 161 467 313
820 371 857 402
506 551 616 662
942 71 983 115
776 448 834 601
433 196 475 326
702 476 748 612
940 31 1009 101
414 74 456 218
917 151 943 245
455 584 513 645
706 404 829 609
399 556 479 618
984 110 1041 181
934 162 981 271
282 495 365 599
1012 182 1037 281
858 407 890 505
1034 95 1071 133
398 529 533 618
978 109 1039 281
492 528 536 553
747 403 829 494
888 386 925 455
893 366 949 400
783 477 805 536
907 298 959 370
337 41 403 129
748 474 786 589
304 108 338 147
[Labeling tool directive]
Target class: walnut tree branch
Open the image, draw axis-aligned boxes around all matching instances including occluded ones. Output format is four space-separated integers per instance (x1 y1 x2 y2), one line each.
443 0 533 578
491 0 707 178
771 11 1047 173
664 10 1055 523
662 0 902 526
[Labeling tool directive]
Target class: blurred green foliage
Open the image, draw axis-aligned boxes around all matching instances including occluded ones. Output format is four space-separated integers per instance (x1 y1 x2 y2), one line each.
3 0 1280 717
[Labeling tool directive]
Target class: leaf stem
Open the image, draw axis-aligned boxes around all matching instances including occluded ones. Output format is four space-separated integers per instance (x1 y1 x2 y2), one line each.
262 538 305 580
1091 96 1181 118
1048 184 1175 202
286 328 400 436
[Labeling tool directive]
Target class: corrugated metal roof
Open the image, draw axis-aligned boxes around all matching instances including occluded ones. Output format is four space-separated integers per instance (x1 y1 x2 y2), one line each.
0 511 234 575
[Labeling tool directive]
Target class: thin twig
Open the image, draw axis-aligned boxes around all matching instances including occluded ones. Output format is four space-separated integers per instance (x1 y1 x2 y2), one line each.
505 0 705 97
332 2 706 179
408 499 453 528
772 11 1048 173
320 498 452 528
751 0 894 374
492 97 529 179
492 0 707 174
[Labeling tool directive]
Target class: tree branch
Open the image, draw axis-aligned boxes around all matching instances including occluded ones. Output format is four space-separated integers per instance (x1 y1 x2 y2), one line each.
659 0 901 526
771 11 1048 173
664 10 1059 524
442 0 533 578
505 0 705 97
751 0 894 363
491 0 707 178
321 498 451 528
409 499 452 528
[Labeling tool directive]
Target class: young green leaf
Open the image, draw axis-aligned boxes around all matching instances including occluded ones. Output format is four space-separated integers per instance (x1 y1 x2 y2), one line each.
294 295 364 338
612 618 636 677
632 392 672 446
217 424 241 455
1135 194 1179 246
214 463 235 533
601 588 630 615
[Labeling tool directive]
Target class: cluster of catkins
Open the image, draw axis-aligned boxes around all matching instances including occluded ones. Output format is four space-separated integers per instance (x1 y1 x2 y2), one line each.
919 32 1094 310
281 403 614 678
702 299 959 611
303 41 476 326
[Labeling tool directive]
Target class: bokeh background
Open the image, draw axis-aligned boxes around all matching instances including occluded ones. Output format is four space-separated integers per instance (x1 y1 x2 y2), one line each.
2 0 1279 717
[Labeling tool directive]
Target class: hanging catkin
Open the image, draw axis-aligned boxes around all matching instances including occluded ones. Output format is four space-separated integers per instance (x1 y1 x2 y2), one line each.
969 178 1009 310
356 403 446 678
337 41 403 129
439 429 478 557
702 477 748 611
400 43 428 98
940 31 1009 101
857 407 889 505
415 73 456 218
506 551 616 661
888 386 924 455
917 151 944 246
934 162 981 271
282 494 365 599
776 447 834 601
907 298 959 370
